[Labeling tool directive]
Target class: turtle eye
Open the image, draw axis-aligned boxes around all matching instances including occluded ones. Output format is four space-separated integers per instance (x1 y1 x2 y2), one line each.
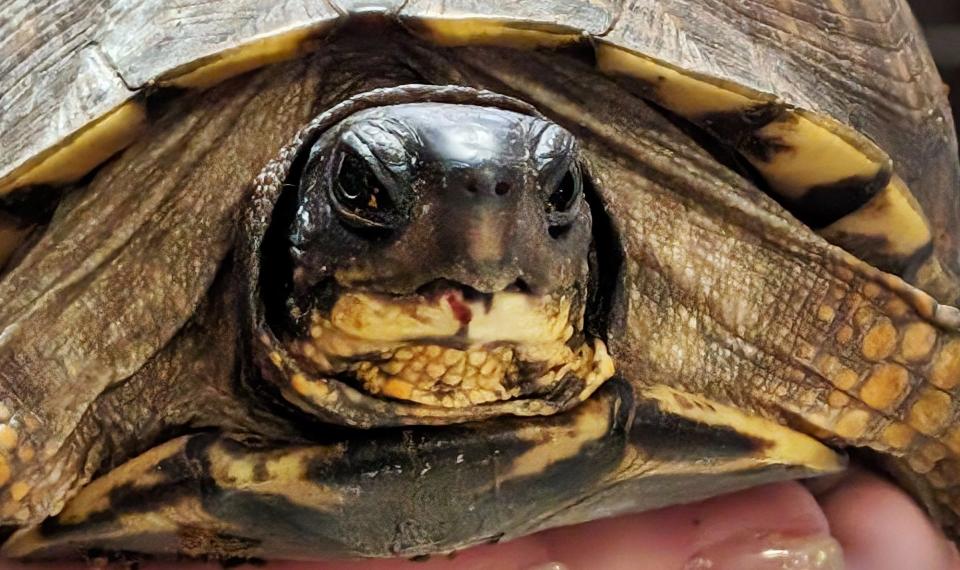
330 150 396 231
545 163 583 239
547 164 583 215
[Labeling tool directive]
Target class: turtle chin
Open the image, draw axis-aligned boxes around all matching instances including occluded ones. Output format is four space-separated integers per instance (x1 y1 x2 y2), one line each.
284 282 615 409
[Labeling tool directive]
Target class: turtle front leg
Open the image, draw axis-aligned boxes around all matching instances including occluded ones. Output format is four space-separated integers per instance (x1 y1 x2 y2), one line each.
0 269 298 530
761 257 960 528
0 52 336 525
454 51 960 538
598 149 960 534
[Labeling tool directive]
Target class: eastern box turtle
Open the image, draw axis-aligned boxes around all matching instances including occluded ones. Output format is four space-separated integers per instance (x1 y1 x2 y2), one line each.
0 0 959 563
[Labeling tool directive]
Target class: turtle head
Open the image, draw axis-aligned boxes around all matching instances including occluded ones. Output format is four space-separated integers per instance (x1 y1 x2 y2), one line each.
290 103 590 296
245 87 615 426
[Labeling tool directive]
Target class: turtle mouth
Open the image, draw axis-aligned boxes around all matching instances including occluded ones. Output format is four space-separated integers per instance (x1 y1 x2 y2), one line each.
284 281 615 408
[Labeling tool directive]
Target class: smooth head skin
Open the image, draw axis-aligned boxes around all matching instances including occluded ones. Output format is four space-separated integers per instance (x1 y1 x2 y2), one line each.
289 103 591 296
262 102 614 417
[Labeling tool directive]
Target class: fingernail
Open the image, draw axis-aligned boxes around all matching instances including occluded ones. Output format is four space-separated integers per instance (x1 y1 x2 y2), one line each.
685 533 844 570
525 563 570 570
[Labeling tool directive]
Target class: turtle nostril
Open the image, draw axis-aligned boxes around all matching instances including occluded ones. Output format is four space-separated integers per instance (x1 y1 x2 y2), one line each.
548 224 571 239
505 278 532 294
494 181 511 195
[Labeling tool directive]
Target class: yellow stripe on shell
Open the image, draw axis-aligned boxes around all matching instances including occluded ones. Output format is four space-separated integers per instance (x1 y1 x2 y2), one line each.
595 45 761 116
596 45 892 216
208 441 344 512
642 385 844 473
742 111 889 200
161 26 328 89
405 18 581 49
0 102 146 196
503 395 611 479
820 176 933 260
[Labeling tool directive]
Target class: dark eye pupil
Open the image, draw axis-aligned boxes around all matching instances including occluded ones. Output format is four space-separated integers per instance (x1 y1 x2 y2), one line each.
336 153 381 209
548 169 580 214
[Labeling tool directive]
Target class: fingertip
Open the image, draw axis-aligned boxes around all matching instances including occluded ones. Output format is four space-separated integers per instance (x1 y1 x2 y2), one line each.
532 481 832 570
820 470 960 570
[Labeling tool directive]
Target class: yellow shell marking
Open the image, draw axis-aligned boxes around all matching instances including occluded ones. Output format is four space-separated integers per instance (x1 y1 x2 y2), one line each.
643 385 843 472
821 177 933 259
593 43 935 271
208 442 343 512
0 102 146 195
595 46 888 199
596 45 758 117
743 112 887 200
162 27 327 89
408 18 580 49
504 396 610 480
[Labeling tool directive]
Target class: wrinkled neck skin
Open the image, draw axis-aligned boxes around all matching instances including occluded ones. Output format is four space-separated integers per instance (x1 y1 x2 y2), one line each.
252 95 615 425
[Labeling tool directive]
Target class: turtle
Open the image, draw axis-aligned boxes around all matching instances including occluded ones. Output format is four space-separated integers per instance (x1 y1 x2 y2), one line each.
0 0 959 563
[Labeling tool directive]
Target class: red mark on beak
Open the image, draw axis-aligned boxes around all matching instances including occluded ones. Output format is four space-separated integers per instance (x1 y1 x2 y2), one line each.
445 292 473 326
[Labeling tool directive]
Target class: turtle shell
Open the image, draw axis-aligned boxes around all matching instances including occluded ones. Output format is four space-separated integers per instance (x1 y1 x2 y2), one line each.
1 0 958 301
1 0 960 560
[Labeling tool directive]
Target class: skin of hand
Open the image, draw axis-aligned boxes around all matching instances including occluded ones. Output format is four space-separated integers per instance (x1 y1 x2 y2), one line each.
1 471 957 570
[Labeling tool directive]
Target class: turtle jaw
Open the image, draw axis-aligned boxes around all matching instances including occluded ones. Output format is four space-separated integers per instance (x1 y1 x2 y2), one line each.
283 282 616 411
